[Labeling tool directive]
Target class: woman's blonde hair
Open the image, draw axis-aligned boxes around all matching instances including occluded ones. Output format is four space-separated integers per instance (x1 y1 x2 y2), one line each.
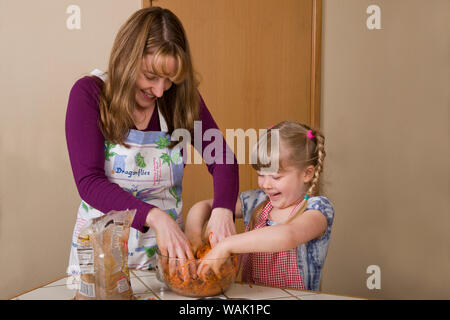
248 121 326 229
97 7 199 147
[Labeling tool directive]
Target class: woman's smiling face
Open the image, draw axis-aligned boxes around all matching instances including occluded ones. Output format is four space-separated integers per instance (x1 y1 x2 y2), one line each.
135 53 176 109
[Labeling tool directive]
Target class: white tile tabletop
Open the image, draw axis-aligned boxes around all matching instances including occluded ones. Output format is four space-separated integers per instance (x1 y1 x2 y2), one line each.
130 277 152 295
284 288 318 297
14 284 76 300
224 283 292 300
299 293 365 300
9 270 365 300
134 292 159 300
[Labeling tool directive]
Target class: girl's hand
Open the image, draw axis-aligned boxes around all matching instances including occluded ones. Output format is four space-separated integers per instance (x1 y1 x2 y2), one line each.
197 241 231 278
185 199 214 254
145 207 195 280
205 208 236 248
185 230 203 256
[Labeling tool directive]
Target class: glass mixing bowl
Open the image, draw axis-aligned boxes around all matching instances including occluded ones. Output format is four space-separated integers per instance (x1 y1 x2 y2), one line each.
156 250 239 298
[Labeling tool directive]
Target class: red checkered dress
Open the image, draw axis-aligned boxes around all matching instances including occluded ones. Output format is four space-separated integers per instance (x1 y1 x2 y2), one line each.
241 200 306 290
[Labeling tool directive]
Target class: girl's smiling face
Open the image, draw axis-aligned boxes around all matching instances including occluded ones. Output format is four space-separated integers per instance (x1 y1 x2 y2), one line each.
258 141 315 210
258 166 306 209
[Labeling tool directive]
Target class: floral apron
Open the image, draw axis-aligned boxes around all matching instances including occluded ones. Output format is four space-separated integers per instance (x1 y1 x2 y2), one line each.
241 200 306 290
67 69 184 275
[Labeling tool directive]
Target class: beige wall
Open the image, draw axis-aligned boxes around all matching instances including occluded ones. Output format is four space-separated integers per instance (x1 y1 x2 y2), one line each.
320 0 449 299
0 0 141 299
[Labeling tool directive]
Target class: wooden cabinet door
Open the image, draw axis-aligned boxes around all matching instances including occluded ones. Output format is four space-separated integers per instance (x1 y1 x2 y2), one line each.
143 0 322 232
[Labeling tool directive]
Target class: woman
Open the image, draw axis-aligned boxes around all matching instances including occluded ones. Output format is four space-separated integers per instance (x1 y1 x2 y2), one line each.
65 7 238 274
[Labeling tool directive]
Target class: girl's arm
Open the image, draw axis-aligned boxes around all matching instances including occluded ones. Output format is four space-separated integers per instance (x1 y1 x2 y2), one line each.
226 209 326 253
185 199 213 253
198 209 327 276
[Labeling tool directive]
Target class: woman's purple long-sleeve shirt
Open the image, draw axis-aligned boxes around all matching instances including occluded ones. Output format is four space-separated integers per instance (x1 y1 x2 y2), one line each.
65 75 239 232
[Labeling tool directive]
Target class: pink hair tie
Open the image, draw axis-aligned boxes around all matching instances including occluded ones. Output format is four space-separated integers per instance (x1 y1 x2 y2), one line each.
307 129 315 140
268 125 274 129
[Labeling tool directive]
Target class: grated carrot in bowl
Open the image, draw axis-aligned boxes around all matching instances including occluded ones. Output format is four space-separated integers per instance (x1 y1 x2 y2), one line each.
156 243 239 297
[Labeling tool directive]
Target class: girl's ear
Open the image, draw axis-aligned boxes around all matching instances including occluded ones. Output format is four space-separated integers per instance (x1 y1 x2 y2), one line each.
303 165 315 184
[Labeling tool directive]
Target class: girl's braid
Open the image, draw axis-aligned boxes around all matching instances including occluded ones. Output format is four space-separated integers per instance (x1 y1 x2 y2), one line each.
305 129 325 197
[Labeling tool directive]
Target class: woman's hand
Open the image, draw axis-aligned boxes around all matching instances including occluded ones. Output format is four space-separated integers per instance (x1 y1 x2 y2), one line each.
145 207 195 280
205 207 236 248
197 240 231 278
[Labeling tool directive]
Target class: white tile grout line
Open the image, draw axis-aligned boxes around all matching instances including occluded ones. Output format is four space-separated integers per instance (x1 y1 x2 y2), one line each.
281 288 303 300
44 280 68 288
131 271 162 300
260 294 301 300
282 288 298 298
131 271 158 299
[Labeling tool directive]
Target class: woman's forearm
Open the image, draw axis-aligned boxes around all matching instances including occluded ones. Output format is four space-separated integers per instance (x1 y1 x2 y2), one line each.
197 94 239 218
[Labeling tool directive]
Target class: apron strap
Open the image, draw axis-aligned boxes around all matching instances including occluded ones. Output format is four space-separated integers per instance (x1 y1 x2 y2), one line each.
157 102 169 133
89 69 169 133
90 69 107 82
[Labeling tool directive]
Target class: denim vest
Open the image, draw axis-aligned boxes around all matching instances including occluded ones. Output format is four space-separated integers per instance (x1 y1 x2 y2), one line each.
239 189 334 291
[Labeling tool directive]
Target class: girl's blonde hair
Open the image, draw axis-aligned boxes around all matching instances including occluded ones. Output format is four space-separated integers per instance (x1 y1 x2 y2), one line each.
248 121 326 229
97 7 199 147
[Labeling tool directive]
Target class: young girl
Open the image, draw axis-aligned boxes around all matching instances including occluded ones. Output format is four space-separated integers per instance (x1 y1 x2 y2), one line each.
185 121 334 291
